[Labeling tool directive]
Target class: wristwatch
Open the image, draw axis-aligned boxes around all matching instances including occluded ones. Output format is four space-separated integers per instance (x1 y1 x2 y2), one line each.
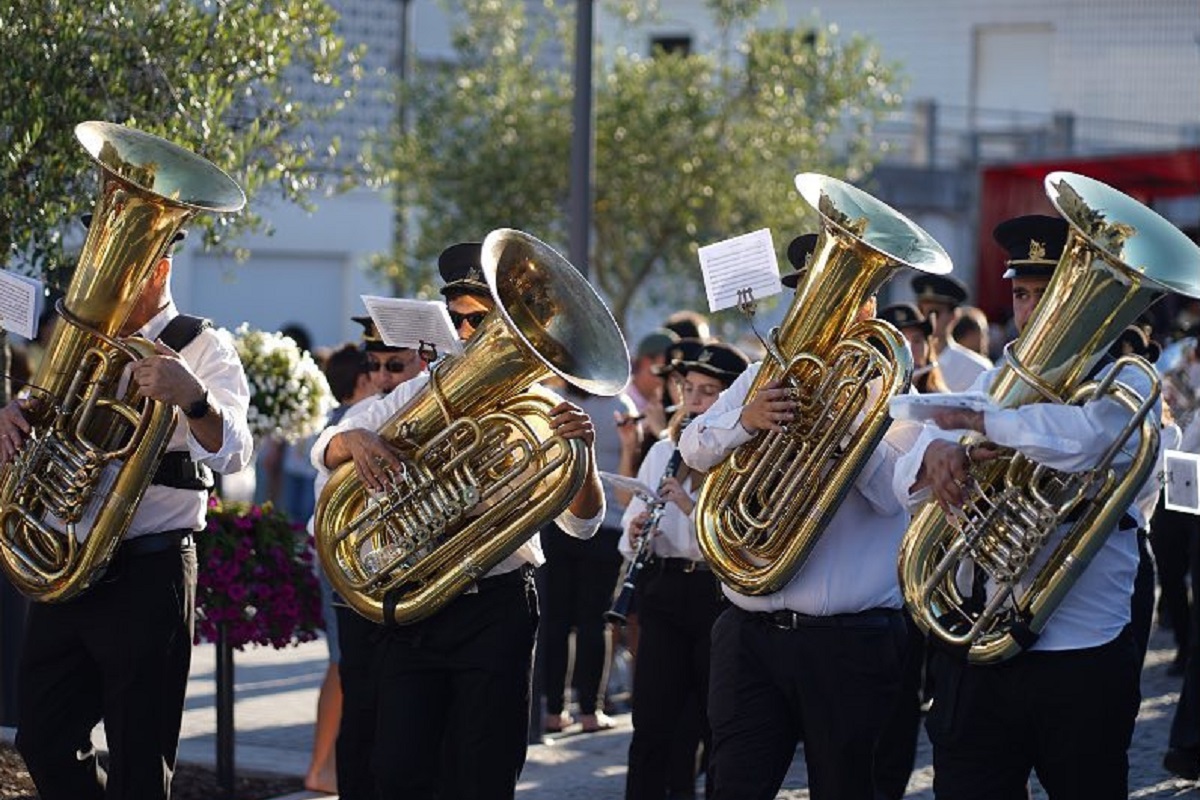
184 389 210 420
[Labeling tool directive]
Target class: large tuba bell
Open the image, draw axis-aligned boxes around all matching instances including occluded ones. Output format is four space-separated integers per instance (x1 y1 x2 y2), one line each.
0 121 245 602
694 173 952 595
898 171 1200 663
315 229 630 625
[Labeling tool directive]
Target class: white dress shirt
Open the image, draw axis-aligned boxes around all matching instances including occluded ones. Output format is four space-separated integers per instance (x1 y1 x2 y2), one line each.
310 372 603 576
130 303 253 537
619 438 701 562
891 359 1159 650
937 340 992 392
679 362 920 615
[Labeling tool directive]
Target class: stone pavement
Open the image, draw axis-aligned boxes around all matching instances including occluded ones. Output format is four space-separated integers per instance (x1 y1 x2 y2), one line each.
168 622 1200 799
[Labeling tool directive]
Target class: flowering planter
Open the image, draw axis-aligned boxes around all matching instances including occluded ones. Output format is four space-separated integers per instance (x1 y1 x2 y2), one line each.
195 498 323 798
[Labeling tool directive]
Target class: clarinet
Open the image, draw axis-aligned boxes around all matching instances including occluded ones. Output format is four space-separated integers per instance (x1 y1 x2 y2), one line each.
605 446 686 625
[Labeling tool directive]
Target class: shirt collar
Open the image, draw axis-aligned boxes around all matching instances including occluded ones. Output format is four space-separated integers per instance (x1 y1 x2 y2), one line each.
139 300 179 341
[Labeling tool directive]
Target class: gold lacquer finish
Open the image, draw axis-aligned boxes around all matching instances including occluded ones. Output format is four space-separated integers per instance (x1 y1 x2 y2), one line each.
315 229 630 625
898 171 1200 663
695 174 952 595
0 122 245 601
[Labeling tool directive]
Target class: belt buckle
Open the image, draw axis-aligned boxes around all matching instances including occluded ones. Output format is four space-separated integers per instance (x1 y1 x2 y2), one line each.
770 610 800 630
682 560 697 573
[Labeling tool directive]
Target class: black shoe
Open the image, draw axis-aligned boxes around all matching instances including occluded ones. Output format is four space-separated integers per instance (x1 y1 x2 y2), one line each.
1164 748 1200 781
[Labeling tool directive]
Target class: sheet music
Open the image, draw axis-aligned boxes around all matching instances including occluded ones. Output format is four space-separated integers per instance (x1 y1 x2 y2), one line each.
0 270 41 339
360 295 464 356
1165 450 1200 515
599 471 658 503
697 229 783 312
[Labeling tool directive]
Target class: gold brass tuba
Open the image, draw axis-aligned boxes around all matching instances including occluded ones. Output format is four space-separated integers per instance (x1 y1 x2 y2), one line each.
898 171 1200 663
315 229 630 625
694 173 952 595
0 121 245 602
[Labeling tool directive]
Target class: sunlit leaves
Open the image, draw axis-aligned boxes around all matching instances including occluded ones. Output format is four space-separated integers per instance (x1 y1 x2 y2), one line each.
0 0 361 286
371 2 902 324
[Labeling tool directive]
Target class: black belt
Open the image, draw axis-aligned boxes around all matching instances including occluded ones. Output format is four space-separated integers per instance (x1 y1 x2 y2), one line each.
754 607 900 631
472 563 535 593
657 557 711 573
118 529 195 558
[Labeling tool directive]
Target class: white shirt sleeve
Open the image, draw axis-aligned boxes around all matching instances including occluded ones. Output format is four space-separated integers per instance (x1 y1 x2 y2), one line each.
982 362 1158 473
183 327 253 475
310 373 429 475
679 363 759 472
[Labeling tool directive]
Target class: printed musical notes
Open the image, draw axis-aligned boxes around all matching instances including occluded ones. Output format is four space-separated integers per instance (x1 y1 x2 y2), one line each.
697 229 783 312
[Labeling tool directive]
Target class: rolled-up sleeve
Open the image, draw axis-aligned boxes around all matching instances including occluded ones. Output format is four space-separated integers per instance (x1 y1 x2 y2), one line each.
556 507 602 540
310 374 428 476
186 328 253 475
679 364 758 472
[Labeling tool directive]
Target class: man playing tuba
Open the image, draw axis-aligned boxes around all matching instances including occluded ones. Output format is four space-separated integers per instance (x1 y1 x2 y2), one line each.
2 226 253 800
895 214 1157 799
679 233 923 800
309 241 605 800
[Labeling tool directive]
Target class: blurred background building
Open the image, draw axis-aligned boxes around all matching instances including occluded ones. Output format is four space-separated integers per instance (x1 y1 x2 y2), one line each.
169 0 1200 344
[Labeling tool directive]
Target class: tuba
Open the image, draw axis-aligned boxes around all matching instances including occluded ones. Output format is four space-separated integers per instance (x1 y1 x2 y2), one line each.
315 229 630 625
695 173 952 595
0 121 245 602
898 171 1200 663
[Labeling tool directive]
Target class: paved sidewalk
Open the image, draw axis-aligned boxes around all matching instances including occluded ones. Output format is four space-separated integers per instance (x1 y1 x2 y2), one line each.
171 624 1200 799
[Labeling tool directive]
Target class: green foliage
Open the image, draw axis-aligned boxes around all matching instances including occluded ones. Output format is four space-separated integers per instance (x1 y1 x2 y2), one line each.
0 0 361 290
376 2 905 326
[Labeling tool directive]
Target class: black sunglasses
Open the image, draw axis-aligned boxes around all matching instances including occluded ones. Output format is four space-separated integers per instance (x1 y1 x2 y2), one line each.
364 358 413 374
449 310 488 329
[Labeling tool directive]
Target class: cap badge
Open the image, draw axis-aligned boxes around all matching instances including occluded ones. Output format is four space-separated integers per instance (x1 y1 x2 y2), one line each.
1028 239 1046 262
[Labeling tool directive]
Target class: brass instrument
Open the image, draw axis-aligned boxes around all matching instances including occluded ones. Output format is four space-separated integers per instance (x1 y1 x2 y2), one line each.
315 229 630 626
0 121 246 602
695 173 953 595
899 171 1200 663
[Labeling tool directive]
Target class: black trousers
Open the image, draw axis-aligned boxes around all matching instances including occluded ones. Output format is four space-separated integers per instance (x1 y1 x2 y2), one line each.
1152 504 1196 655
625 564 723 800
372 568 539 800
16 541 197 800
707 606 907 800
925 628 1140 800
1130 530 1156 670
872 612 927 800
541 524 622 716
335 603 383 800
1170 526 1200 753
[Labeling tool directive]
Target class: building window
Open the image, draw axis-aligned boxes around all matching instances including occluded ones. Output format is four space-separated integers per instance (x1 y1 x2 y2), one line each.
650 35 691 57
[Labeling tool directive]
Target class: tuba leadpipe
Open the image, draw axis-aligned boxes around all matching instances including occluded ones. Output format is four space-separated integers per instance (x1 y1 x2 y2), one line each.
694 174 952 595
898 171 1200 663
0 122 245 602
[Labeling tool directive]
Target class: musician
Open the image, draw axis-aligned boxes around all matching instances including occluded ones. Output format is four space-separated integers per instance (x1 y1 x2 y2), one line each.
312 322 425 800
2 226 253 800
911 273 992 391
540 381 638 734
679 233 920 800
895 214 1154 799
880 302 950 395
621 341 748 800
310 241 604 800
628 328 679 447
